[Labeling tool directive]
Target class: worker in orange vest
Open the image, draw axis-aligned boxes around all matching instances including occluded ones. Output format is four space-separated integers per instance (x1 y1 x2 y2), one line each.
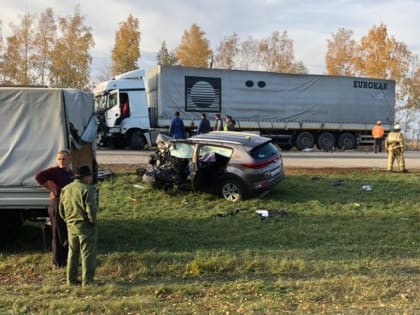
372 120 385 153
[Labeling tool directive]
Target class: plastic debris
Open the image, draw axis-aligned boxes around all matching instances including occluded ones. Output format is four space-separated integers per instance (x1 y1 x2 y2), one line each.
97 169 113 180
256 209 288 218
362 185 373 192
256 210 269 217
331 179 345 186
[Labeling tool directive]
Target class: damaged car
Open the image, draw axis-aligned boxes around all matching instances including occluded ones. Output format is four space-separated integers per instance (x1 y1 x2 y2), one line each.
141 131 285 202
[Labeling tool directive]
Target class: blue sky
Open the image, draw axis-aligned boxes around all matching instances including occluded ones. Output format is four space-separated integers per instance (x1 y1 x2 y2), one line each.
1 0 419 81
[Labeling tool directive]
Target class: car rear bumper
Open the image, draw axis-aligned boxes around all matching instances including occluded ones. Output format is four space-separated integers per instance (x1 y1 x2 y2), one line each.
249 170 285 194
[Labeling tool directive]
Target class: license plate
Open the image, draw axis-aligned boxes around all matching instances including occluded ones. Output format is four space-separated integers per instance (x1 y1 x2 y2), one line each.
270 168 281 176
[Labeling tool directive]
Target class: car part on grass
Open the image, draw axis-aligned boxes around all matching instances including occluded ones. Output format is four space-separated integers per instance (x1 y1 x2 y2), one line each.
256 209 288 218
362 185 373 191
331 179 345 186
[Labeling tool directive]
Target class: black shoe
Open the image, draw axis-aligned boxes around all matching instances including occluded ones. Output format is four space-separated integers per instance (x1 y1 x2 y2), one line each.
402 169 409 173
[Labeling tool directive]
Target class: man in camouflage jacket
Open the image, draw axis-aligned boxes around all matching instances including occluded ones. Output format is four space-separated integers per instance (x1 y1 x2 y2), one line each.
59 165 98 286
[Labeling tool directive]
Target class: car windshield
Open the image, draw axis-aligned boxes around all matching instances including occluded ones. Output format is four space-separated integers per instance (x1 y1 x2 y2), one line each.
250 142 278 160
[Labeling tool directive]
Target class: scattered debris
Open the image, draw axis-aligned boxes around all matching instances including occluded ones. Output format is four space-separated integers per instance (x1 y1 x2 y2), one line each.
136 168 147 177
133 184 145 189
353 203 361 208
97 169 113 180
256 209 288 218
256 210 269 218
331 179 345 186
215 209 240 218
361 185 373 192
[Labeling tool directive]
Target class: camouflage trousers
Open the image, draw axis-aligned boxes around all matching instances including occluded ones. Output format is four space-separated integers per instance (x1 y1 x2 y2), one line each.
67 222 97 286
387 148 405 171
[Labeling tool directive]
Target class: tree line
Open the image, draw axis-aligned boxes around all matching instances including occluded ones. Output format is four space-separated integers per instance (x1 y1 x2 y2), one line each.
0 6 418 111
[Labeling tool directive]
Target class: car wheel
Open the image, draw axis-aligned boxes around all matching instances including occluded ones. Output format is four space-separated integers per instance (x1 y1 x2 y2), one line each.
221 179 247 202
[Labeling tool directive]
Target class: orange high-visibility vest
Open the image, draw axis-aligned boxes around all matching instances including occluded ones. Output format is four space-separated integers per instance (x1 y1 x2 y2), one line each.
372 125 384 139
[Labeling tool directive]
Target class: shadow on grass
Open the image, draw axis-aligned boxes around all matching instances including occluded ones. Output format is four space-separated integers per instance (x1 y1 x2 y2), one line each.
0 221 47 253
1 211 418 263
2 171 418 262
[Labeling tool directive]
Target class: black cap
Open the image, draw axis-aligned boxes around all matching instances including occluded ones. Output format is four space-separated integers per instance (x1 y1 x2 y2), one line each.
74 165 92 178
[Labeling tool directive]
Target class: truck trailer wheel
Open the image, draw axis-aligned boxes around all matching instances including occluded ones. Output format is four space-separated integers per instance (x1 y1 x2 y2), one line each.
317 132 335 151
295 132 314 151
130 130 146 150
338 132 356 150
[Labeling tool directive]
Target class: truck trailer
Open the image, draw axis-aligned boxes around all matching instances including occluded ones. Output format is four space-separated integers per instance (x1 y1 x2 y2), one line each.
0 88 97 231
93 65 395 151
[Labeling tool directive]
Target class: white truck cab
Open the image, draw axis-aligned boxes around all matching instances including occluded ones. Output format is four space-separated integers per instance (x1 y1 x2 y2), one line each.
93 69 152 149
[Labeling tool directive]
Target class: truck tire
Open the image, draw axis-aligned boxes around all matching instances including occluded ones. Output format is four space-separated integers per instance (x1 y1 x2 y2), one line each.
130 130 146 150
220 179 247 202
317 132 335 151
338 132 356 150
295 132 314 151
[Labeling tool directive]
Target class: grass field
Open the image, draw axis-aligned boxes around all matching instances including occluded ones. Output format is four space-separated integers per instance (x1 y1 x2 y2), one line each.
1 167 419 314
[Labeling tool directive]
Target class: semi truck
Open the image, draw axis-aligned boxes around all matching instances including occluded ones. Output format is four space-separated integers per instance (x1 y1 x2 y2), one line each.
0 88 97 232
93 65 395 151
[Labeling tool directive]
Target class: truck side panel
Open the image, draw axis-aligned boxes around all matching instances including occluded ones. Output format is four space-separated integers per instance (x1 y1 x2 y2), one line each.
0 89 68 187
147 66 395 130
0 88 96 219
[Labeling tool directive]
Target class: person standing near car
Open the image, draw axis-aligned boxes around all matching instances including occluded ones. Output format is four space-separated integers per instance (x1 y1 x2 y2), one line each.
214 113 223 131
224 115 236 131
197 112 211 134
169 111 185 139
35 150 74 268
372 120 384 153
385 123 407 172
59 165 98 286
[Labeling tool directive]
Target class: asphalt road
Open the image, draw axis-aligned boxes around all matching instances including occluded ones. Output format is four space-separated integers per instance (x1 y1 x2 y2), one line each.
96 149 420 170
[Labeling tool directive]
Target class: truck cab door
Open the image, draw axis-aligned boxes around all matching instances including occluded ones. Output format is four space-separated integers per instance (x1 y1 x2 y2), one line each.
104 90 121 127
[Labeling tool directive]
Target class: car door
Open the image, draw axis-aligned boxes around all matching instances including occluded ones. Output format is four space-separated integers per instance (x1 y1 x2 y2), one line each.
191 144 233 193
169 140 195 185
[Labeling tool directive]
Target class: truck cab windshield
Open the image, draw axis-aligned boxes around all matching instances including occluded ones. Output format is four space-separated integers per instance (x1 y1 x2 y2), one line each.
95 94 108 111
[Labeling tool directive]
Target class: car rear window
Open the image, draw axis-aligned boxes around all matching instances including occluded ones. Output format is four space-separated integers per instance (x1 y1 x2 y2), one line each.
250 142 279 160
199 145 233 158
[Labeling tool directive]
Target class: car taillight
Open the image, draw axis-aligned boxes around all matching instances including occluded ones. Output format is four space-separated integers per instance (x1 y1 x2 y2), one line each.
241 154 280 169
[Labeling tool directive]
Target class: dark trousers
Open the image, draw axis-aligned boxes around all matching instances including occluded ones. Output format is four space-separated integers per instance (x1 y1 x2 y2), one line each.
48 199 68 267
373 138 383 153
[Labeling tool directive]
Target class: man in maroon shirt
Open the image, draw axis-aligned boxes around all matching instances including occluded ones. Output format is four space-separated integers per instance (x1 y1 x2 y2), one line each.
35 150 74 267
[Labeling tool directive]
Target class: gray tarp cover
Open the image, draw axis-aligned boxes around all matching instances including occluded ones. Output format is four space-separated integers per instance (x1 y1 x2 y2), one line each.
147 66 395 124
0 88 94 186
